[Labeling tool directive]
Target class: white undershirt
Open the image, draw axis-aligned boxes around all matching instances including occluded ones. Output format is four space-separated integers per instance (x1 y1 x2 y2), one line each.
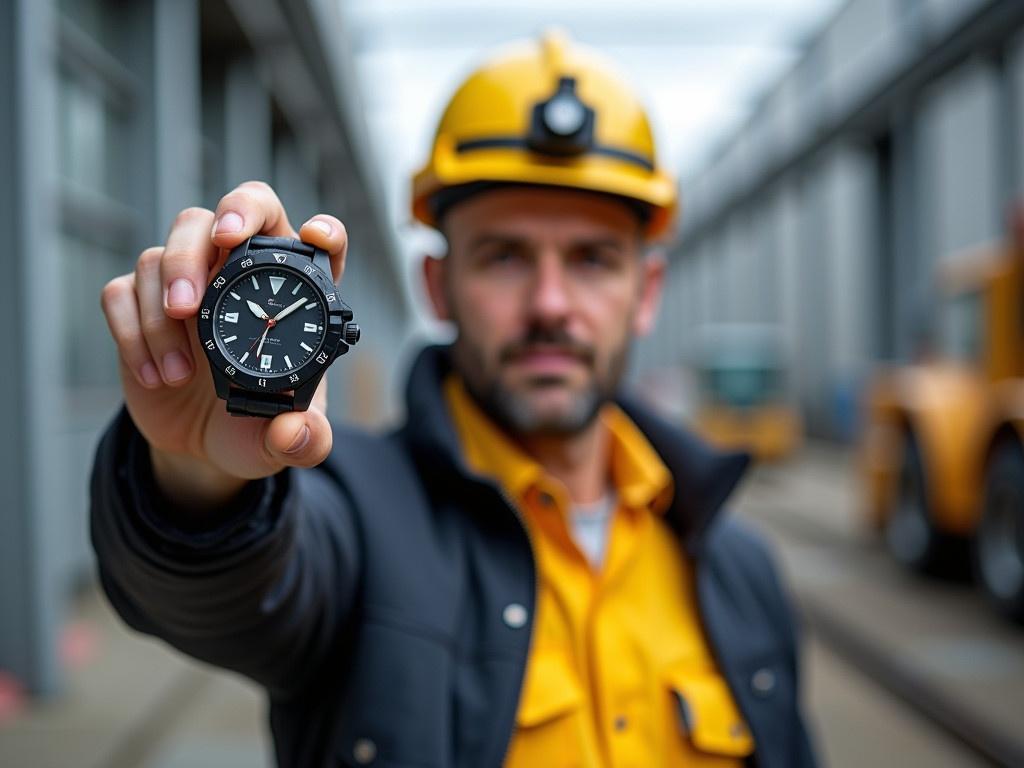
568 490 616 570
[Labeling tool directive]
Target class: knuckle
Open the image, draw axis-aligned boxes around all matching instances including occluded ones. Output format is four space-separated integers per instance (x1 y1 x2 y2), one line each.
240 179 274 196
172 207 211 228
100 275 128 306
160 245 199 270
136 247 163 273
116 327 145 352
139 314 168 337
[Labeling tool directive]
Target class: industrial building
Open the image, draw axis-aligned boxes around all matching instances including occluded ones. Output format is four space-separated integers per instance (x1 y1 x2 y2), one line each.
0 0 412 695
635 0 1024 439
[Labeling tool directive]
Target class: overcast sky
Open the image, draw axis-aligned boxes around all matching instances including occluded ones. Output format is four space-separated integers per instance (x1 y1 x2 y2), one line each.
342 0 844 253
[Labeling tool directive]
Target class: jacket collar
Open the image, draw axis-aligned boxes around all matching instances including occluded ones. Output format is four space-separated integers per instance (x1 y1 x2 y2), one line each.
399 343 750 555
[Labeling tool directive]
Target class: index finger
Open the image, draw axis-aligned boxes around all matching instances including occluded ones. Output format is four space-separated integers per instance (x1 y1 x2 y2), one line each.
210 180 296 251
160 207 218 319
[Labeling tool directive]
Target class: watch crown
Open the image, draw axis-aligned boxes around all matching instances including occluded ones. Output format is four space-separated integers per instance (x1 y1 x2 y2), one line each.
343 323 361 345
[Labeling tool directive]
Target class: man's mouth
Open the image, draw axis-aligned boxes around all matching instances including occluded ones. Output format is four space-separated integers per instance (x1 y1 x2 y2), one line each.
506 346 586 375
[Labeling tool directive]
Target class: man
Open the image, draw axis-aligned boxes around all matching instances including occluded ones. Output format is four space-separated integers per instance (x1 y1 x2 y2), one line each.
93 34 817 768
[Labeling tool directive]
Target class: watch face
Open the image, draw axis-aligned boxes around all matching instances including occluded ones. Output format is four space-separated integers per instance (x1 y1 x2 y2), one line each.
213 266 328 377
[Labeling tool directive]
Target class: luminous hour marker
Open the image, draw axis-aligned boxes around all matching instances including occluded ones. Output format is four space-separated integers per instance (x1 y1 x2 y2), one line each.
230 292 241 300
303 323 317 333
224 312 238 323
223 335 237 343
300 342 313 353
251 276 260 290
269 276 285 295
260 354 272 370
291 283 302 295
284 355 293 368
305 302 316 310
239 352 249 364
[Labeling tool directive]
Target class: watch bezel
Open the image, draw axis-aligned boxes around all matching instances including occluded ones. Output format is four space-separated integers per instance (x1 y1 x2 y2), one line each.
197 247 346 394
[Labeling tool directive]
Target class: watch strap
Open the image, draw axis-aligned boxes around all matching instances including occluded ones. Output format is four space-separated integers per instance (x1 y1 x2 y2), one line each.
247 235 315 255
226 389 296 418
246 235 332 280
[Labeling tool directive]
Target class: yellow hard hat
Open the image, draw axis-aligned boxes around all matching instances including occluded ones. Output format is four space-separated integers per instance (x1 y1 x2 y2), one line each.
411 33 678 239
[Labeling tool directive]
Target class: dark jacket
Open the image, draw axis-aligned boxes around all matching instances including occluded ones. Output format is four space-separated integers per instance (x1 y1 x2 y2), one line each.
90 344 818 768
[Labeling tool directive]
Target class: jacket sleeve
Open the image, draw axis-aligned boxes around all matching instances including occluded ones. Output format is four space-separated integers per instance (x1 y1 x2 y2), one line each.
89 404 362 699
763 535 819 768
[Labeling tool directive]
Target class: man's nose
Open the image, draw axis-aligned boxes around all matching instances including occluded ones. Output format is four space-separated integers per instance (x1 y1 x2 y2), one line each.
528 256 572 322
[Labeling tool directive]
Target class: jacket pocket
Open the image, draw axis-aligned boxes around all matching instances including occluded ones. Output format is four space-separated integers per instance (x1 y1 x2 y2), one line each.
504 650 587 768
665 663 755 759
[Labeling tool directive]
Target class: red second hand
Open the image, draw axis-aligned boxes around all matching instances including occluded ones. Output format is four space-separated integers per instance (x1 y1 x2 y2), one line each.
246 318 277 355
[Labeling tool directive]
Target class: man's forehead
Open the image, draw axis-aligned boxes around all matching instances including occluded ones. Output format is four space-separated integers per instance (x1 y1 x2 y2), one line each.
442 186 642 246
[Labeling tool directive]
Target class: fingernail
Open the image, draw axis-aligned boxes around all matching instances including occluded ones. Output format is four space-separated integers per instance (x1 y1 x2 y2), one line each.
140 362 160 387
284 426 311 454
214 211 244 235
162 350 192 382
166 278 195 308
306 219 332 236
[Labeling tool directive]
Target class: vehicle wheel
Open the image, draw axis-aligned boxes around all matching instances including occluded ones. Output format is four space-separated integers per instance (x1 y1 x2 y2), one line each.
974 441 1024 623
885 434 949 574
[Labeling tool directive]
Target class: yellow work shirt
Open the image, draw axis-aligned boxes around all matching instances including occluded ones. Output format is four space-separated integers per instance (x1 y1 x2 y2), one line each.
444 375 754 768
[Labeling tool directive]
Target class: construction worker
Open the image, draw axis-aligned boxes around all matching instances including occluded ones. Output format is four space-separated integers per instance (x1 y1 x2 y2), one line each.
93 34 817 768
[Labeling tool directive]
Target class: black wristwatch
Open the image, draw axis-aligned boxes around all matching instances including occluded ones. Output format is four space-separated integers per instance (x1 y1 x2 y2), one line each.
196 235 360 418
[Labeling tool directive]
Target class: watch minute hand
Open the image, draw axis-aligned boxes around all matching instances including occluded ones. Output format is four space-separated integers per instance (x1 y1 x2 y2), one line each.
273 297 308 322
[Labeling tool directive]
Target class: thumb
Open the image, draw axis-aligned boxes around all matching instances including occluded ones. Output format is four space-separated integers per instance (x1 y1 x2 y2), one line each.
264 406 332 467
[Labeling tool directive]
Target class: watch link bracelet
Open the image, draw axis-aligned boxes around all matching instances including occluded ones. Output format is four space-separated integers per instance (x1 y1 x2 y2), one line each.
196 235 360 418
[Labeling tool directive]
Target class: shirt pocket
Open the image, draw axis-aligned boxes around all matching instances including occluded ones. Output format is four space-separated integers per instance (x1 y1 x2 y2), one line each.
504 649 588 768
664 663 755 761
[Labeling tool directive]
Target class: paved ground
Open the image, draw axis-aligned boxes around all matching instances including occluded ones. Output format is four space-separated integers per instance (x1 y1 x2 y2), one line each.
734 443 1024 767
0 588 271 768
1 442 1020 767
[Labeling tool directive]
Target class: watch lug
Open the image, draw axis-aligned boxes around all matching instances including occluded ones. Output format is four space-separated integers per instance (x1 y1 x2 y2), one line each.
293 370 325 411
225 237 251 265
211 367 232 399
313 248 332 278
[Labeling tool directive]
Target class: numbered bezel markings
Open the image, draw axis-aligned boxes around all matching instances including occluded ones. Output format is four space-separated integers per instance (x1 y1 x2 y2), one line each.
197 247 348 393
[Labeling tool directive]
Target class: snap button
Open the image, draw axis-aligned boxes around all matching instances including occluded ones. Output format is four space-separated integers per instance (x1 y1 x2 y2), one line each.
502 602 528 629
613 715 628 731
352 737 377 764
751 667 776 697
537 490 555 507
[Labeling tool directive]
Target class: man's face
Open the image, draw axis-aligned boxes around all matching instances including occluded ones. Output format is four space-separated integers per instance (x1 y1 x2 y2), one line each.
424 186 665 437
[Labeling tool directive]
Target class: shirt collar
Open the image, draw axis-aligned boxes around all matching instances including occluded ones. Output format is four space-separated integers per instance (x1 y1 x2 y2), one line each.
443 373 673 515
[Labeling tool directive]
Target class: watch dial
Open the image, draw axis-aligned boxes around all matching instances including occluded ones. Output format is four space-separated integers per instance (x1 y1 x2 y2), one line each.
214 266 328 376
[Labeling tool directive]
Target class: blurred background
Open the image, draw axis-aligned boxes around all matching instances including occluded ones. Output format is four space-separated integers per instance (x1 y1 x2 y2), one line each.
2 0 1024 766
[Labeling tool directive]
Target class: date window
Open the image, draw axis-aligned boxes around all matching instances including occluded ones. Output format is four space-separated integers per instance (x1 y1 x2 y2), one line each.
260 354 273 370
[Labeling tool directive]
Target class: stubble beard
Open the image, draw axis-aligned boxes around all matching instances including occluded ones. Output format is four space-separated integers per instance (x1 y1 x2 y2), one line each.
451 326 632 439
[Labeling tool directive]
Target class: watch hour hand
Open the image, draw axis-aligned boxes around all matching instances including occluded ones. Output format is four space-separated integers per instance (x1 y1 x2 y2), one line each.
246 300 270 320
273 297 308 322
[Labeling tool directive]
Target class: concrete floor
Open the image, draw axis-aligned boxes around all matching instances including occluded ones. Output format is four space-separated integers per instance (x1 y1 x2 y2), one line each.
735 443 1024 767
1 442 1019 767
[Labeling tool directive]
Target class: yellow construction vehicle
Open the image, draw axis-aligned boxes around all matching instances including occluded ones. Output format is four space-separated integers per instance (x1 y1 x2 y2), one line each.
861 207 1024 621
690 324 802 462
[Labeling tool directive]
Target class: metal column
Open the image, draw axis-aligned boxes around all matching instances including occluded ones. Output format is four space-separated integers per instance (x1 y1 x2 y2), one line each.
0 0 63 696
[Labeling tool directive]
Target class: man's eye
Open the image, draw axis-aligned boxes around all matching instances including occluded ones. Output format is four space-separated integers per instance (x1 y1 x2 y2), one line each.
487 249 523 265
574 249 616 269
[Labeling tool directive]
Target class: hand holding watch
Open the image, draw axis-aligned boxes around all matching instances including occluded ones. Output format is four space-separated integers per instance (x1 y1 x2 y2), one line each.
196 235 361 418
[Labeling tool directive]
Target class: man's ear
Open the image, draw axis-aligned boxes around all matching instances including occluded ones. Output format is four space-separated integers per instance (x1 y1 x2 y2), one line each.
633 248 667 337
422 255 452 322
